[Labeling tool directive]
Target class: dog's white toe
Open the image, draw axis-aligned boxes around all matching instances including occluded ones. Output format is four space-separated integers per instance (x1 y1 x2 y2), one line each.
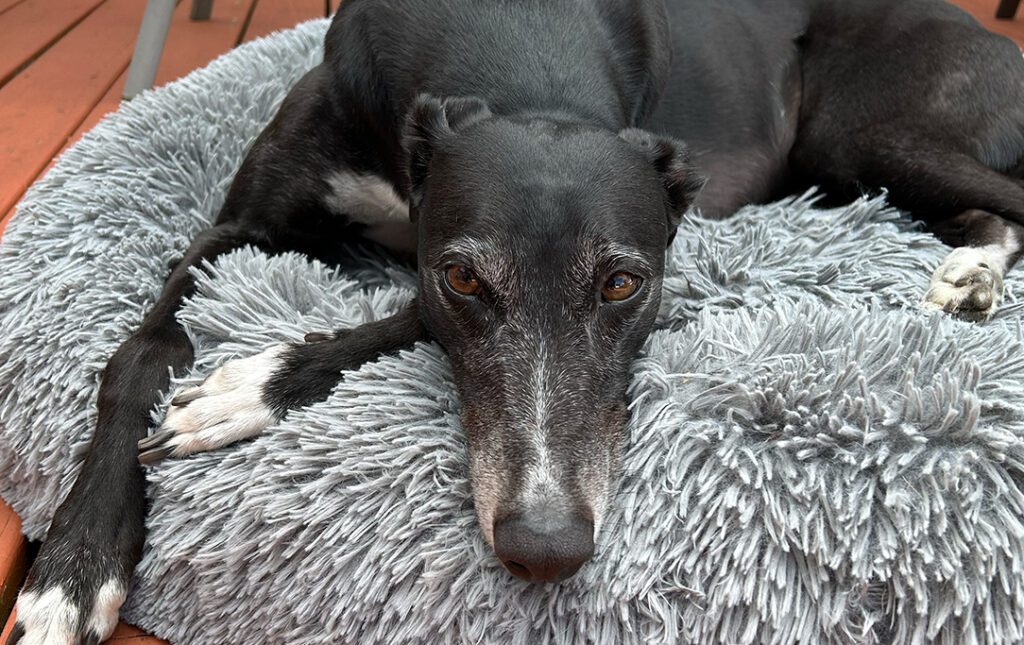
13 587 79 645
83 579 126 643
924 246 1004 321
13 580 124 645
139 345 286 462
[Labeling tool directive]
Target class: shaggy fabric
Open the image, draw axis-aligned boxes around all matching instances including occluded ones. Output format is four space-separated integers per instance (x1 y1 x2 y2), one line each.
1 17 1024 645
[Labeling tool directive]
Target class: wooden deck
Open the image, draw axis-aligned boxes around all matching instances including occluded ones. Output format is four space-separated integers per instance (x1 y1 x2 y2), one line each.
959 0 1024 41
0 0 1021 643
0 0 342 238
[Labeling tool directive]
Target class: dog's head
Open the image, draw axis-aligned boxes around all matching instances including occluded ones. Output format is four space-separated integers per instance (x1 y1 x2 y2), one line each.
404 94 701 583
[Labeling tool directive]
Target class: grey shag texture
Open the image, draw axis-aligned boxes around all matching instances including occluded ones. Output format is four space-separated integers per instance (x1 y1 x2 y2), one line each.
2 18 1024 645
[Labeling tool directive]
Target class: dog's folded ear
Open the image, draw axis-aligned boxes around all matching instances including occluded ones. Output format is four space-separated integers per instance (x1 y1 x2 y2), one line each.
404 94 493 212
618 128 704 238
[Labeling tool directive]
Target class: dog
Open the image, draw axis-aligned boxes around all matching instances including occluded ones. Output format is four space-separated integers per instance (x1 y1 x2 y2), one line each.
9 0 1024 642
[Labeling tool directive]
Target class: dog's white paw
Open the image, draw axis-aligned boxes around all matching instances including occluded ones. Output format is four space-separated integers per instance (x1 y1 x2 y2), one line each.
84 579 127 641
138 345 287 463
11 580 125 645
923 246 1004 321
11 587 78 645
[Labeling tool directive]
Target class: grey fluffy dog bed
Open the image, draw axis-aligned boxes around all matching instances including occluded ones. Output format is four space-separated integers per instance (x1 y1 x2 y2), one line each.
2 18 1024 645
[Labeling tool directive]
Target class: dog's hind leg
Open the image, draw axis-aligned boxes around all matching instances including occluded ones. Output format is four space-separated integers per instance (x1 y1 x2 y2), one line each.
859 150 1024 320
924 208 1024 320
793 137 1024 319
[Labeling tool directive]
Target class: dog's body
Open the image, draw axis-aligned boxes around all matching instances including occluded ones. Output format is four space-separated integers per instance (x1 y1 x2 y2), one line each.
11 0 1024 642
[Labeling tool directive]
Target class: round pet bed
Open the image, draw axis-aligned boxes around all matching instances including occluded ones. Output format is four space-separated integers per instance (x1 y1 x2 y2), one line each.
1 18 1023 645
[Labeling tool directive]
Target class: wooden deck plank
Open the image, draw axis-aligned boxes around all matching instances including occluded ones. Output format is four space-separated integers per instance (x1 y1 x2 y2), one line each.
955 0 1024 46
64 68 130 154
244 0 325 42
27 0 320 222
0 608 14 644
67 0 260 162
0 0 258 237
0 0 27 17
0 0 106 88
154 0 255 86
0 0 145 220
0 500 27 629
2 0 317 236
106 622 169 643
9 66 134 222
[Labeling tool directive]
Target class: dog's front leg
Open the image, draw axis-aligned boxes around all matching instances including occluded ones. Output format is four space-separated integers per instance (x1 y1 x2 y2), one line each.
8 224 262 645
137 300 427 462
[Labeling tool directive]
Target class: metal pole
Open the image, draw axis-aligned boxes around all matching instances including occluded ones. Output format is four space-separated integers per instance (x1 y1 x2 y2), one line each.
996 0 1021 20
191 0 214 20
123 0 177 99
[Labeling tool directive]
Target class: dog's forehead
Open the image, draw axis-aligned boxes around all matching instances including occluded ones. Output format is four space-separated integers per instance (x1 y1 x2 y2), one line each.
422 194 663 278
428 117 663 208
422 119 668 250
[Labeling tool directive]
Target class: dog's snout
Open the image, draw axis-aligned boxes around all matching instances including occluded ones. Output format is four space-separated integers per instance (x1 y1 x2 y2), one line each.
493 512 594 583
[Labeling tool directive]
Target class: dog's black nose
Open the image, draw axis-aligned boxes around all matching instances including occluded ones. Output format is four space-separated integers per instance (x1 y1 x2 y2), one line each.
493 513 594 583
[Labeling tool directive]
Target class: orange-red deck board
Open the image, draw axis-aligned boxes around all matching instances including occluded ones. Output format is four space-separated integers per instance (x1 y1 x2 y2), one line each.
153 0 255 87
0 0 334 237
0 0 106 87
0 0 28 17
957 0 1024 42
245 0 327 42
65 0 256 170
0 500 27 629
0 0 147 219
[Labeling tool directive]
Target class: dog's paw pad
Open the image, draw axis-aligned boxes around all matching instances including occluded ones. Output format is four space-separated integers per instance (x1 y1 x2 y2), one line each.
138 344 287 463
923 247 1004 321
12 579 125 645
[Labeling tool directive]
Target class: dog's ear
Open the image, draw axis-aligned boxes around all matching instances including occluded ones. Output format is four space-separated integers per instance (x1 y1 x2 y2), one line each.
404 94 493 212
618 128 704 239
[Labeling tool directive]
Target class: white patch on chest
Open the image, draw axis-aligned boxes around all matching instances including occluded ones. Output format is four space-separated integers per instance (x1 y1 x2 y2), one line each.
324 171 417 254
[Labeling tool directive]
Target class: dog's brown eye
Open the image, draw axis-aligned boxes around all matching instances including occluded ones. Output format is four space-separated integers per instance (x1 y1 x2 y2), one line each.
602 272 641 302
445 264 481 296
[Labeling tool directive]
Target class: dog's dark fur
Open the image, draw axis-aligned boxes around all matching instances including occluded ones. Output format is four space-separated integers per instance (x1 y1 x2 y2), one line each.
10 0 1024 642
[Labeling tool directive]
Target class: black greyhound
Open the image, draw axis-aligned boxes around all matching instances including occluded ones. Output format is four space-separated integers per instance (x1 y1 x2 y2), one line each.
10 0 1024 642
